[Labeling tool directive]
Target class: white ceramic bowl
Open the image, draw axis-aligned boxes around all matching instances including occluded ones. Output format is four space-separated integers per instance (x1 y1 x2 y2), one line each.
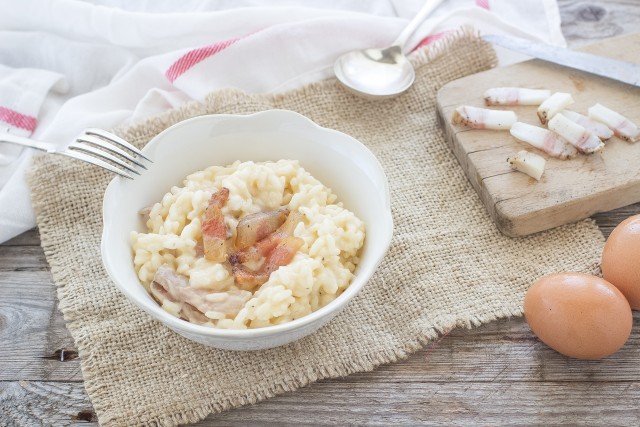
101 110 393 351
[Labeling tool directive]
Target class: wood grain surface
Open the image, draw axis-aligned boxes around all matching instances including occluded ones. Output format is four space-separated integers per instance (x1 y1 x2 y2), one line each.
2 2 640 425
437 33 640 237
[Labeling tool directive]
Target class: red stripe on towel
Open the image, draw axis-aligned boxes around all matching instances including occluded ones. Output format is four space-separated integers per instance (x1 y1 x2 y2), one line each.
412 30 453 52
0 107 37 133
476 0 490 10
165 35 247 83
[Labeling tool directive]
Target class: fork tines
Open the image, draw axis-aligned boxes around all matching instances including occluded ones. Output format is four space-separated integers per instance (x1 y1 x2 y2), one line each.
68 129 151 179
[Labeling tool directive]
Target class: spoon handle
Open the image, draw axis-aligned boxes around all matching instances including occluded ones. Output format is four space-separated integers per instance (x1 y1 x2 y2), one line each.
392 0 445 48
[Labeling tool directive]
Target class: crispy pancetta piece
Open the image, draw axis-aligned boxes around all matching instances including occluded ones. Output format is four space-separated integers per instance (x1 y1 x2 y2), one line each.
233 236 304 289
230 211 303 265
202 187 229 262
235 208 289 250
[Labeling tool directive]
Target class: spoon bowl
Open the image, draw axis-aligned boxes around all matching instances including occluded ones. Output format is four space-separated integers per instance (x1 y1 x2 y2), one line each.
333 46 416 98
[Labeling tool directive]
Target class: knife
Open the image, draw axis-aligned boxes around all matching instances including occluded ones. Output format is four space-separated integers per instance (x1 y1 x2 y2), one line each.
482 34 640 88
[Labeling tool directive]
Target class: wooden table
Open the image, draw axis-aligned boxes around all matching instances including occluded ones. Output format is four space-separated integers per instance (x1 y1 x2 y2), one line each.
2 1 640 424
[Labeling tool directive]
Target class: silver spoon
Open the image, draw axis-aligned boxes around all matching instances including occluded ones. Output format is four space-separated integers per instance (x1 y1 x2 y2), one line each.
334 0 444 98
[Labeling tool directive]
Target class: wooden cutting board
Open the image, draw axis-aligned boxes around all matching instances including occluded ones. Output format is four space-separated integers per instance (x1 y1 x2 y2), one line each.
436 32 640 237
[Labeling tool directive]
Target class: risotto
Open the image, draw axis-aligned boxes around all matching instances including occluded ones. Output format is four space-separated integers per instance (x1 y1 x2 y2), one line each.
130 160 366 329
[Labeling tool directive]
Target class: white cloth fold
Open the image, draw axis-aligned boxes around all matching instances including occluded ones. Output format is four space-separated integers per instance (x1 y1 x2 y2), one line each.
0 0 565 243
0 65 67 170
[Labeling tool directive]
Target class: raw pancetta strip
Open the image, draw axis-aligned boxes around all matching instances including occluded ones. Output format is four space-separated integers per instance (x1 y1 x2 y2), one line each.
510 121 577 159
588 103 639 143
548 113 604 154
559 110 614 141
507 150 546 181
451 105 517 130
484 87 551 106
537 92 574 125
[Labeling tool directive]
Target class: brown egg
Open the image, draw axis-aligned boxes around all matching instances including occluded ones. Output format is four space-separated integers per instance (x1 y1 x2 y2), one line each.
602 214 640 309
524 272 632 360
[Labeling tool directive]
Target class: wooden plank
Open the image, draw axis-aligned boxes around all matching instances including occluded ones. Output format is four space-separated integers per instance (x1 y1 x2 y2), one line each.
0 381 96 426
0 246 49 271
373 313 640 384
593 201 640 238
4 379 640 427
202 381 640 425
2 228 41 246
0 272 81 382
437 32 640 237
3 274 640 384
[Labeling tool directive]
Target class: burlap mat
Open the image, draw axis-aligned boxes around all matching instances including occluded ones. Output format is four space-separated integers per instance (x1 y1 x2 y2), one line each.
28 30 604 426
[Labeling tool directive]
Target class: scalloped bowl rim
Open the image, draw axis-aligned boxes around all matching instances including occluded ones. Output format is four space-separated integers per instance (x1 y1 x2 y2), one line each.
101 109 393 340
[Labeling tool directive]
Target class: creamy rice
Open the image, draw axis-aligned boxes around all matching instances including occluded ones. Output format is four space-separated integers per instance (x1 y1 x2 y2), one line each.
131 160 365 329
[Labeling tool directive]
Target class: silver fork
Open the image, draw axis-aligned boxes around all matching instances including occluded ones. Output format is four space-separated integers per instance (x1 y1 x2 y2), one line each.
0 128 151 179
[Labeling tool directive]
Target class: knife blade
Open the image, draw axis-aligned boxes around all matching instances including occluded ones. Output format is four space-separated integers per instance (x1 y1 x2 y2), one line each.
482 34 640 88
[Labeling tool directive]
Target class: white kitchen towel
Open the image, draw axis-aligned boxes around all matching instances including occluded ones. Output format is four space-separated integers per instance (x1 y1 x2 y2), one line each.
0 66 66 171
0 0 565 243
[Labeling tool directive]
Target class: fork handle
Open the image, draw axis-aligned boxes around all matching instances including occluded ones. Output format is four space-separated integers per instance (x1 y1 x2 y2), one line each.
0 132 56 153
